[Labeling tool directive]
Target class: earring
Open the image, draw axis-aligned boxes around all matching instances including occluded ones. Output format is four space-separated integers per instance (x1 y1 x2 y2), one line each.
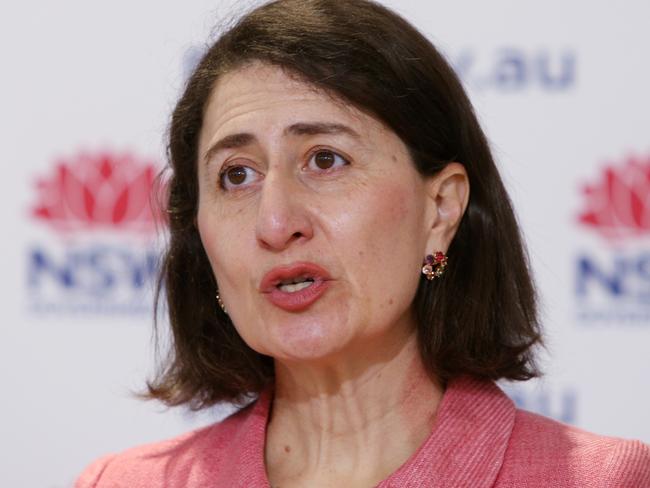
216 291 227 314
422 251 448 280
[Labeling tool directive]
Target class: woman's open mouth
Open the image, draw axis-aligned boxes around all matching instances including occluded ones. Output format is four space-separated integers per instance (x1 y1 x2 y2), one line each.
260 262 331 312
277 277 315 293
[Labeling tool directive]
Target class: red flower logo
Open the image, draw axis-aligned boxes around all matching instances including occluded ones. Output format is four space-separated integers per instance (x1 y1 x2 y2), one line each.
32 151 164 233
578 155 650 238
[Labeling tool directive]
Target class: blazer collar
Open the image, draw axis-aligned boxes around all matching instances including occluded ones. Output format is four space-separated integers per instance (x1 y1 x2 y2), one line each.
216 388 272 487
379 375 516 487
225 375 515 487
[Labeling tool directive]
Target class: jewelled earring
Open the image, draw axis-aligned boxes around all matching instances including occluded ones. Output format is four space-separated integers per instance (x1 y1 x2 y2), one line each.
216 291 227 314
422 251 448 280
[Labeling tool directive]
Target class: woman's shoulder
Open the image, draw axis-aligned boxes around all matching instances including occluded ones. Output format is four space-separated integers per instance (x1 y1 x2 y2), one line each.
74 402 257 488
497 408 650 487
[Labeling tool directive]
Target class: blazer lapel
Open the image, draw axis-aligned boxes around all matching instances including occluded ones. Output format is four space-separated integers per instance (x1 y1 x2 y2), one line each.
214 388 272 487
380 375 515 488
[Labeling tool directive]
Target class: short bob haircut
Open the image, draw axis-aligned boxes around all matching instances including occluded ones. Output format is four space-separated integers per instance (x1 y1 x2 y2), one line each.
148 0 543 409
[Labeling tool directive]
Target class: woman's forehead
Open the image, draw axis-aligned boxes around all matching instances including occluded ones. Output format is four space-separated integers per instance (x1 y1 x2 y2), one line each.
201 62 382 145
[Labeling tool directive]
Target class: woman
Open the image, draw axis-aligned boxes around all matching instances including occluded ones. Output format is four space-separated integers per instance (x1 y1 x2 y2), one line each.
76 0 650 486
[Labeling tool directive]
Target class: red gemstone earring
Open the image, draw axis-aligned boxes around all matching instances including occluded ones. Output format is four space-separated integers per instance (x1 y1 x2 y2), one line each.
422 251 448 280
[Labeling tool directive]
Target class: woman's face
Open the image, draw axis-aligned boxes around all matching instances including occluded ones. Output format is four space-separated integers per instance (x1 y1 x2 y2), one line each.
197 62 439 365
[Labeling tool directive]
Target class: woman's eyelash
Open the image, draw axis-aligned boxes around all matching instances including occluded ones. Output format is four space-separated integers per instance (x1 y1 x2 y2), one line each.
218 164 260 190
216 149 350 191
306 149 350 170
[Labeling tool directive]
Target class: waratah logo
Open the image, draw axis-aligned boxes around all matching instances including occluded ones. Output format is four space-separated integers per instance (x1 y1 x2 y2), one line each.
578 155 650 238
32 151 162 233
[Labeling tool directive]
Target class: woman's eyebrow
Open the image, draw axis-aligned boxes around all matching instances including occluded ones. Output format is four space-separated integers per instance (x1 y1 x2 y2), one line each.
284 122 360 139
203 122 361 166
203 133 256 166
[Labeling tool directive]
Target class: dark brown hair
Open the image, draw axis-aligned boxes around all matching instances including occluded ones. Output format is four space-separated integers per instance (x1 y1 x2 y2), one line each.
148 0 543 409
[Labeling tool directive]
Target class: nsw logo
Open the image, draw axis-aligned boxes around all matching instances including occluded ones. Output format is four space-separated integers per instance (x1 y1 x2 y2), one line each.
575 155 650 324
27 151 164 315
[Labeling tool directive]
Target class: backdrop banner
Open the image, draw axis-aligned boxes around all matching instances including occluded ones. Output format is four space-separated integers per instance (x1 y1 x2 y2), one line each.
2 1 648 486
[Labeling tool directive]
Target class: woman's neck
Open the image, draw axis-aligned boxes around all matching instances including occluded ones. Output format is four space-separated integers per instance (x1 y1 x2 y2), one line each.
265 331 444 488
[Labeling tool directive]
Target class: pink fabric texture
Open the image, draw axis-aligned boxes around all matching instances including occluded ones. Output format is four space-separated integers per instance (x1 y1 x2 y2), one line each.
75 376 650 487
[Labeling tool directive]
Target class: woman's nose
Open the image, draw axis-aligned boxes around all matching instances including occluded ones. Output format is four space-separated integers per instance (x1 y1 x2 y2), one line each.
255 173 313 252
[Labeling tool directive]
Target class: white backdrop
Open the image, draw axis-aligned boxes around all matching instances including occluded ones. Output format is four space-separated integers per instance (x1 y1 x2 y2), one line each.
2 1 649 486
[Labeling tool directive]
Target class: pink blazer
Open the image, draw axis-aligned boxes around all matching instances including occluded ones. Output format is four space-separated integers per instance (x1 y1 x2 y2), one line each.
75 376 650 487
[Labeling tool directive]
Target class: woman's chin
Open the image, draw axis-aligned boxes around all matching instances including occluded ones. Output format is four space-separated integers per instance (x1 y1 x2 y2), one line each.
245 296 355 362
262 315 354 363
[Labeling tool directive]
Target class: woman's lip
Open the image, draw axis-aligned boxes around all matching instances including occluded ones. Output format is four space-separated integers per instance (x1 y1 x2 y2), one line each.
265 279 330 312
260 262 332 312
259 262 332 293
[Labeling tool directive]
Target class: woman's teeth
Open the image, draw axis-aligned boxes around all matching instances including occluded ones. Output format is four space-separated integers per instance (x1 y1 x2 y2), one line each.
278 280 314 293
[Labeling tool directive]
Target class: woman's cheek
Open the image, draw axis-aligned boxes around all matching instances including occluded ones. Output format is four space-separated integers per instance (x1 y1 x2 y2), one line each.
365 182 424 295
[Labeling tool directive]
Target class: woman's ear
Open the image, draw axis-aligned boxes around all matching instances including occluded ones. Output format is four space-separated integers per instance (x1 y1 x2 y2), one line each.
424 162 470 251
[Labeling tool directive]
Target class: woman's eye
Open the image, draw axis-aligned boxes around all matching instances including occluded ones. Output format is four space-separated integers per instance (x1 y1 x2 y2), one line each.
219 165 260 190
308 150 349 171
